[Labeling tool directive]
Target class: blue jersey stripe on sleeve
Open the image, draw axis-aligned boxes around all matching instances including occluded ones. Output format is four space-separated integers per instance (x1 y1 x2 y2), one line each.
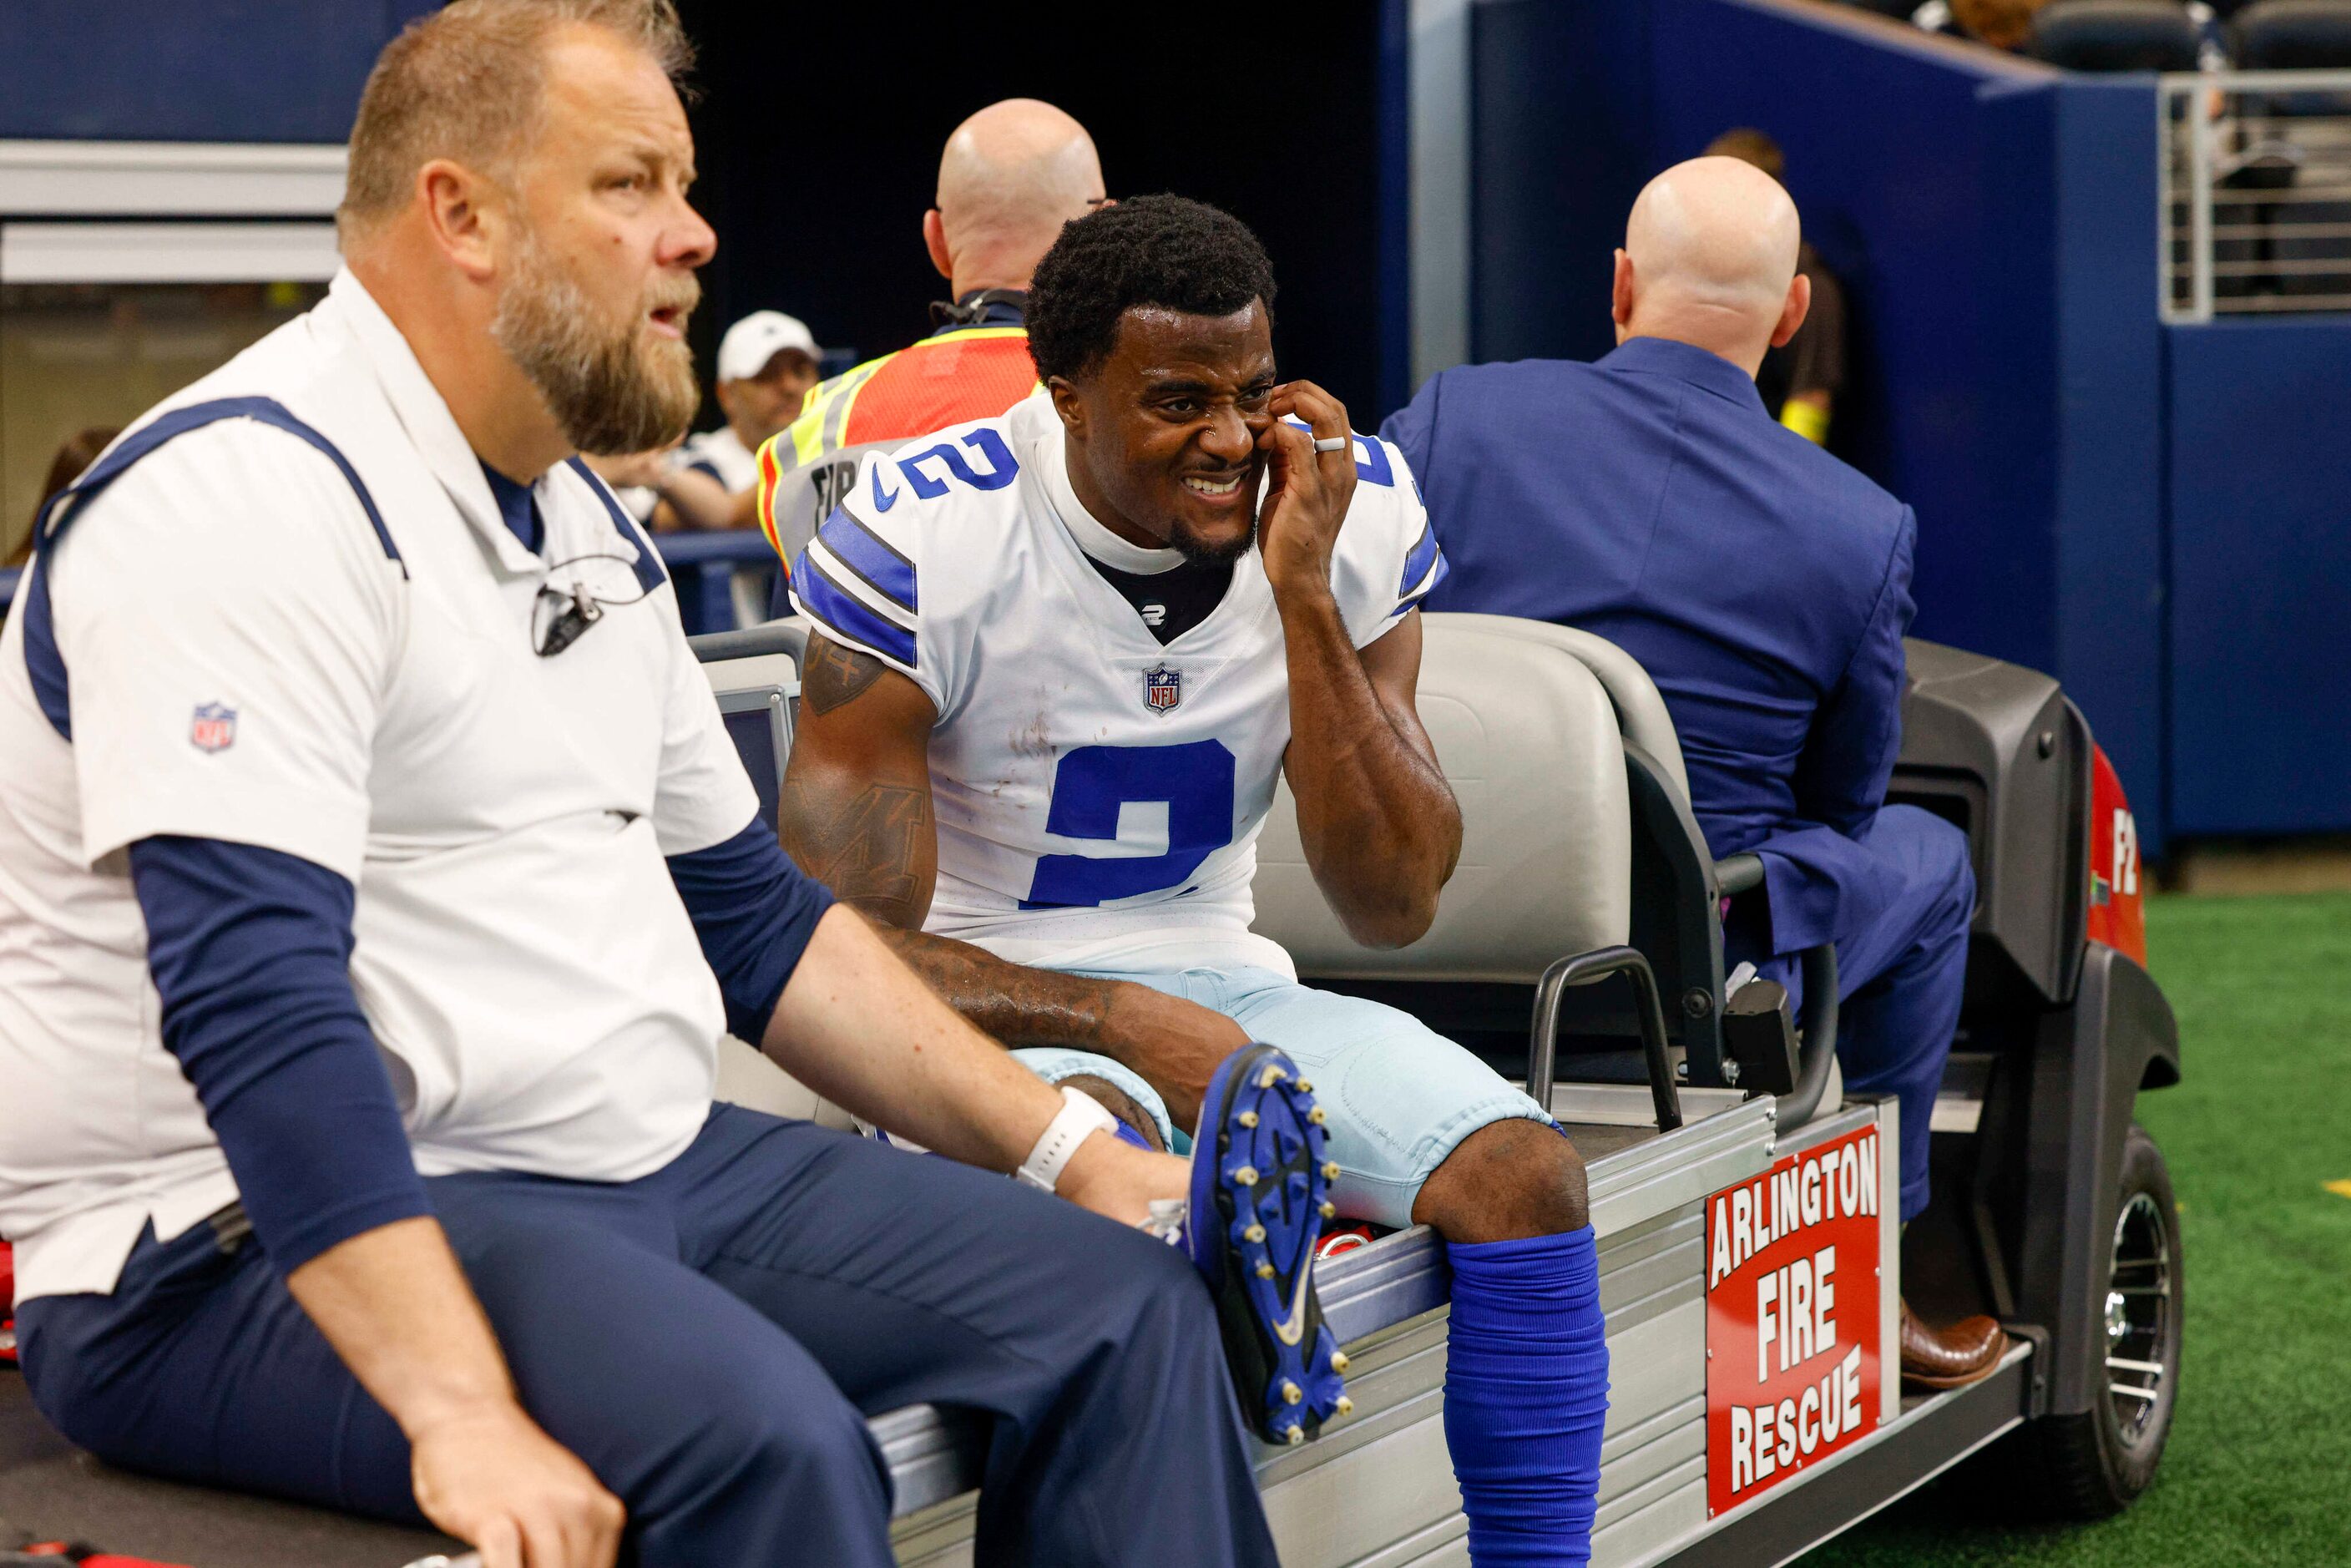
1393 547 1449 618
792 551 918 669
1398 517 1440 598
814 505 917 613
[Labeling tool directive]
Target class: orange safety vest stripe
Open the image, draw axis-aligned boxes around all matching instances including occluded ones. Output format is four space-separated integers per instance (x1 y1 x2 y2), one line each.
837 331 1040 450
756 328 1039 574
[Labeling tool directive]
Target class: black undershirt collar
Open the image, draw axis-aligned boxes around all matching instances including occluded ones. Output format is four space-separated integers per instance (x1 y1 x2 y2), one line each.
1083 551 1234 645
1049 437 1236 644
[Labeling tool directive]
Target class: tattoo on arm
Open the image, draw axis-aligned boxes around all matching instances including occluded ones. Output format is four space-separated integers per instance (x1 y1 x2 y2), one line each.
781 775 931 929
869 926 1125 1052
801 635 887 716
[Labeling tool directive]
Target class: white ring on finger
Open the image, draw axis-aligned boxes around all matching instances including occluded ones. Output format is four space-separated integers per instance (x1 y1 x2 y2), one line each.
1312 435 1349 453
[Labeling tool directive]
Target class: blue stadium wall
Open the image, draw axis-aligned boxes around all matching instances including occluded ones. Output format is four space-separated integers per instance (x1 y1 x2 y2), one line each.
2165 317 2351 836
0 3 437 142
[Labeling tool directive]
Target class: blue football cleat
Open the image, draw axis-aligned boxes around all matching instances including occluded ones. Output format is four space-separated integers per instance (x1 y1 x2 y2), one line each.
1181 1042 1350 1445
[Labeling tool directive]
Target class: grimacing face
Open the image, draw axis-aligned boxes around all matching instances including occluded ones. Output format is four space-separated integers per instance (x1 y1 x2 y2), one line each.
489 28 714 455
1055 301 1276 564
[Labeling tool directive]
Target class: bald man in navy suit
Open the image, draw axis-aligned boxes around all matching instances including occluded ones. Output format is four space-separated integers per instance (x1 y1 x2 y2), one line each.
1383 157 2005 1391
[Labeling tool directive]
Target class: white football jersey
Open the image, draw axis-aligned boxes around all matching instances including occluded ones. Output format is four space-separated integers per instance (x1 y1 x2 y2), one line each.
790 393 1445 976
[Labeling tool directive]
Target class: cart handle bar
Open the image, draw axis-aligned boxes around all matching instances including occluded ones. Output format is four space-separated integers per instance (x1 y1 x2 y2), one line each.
1528 945 1684 1134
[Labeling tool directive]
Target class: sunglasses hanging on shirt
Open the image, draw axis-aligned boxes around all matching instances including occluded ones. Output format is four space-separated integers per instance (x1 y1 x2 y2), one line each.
533 552 654 656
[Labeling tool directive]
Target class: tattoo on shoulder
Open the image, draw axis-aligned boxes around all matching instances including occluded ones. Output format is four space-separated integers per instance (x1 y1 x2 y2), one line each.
803 635 887 716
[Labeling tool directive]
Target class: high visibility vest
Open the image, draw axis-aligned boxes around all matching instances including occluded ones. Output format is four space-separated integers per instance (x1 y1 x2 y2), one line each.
755 326 1039 568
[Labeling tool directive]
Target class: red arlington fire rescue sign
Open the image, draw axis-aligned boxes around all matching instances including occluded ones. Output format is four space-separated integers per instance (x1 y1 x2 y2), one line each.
1705 1125 1883 1515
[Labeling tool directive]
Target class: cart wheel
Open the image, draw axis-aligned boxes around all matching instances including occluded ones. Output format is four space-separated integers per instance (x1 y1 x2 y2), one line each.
2014 1123 2184 1518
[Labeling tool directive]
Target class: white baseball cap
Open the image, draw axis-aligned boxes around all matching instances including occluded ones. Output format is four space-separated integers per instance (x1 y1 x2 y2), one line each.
715 311 822 382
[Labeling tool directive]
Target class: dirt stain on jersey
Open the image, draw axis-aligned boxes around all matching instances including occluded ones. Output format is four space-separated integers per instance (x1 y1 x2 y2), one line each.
1010 712 1055 760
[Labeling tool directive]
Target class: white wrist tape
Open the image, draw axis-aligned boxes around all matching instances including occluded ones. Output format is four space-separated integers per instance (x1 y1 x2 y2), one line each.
1016 1085 1120 1192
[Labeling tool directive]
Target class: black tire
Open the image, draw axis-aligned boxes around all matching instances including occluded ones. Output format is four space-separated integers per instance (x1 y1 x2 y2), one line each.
2009 1123 2184 1519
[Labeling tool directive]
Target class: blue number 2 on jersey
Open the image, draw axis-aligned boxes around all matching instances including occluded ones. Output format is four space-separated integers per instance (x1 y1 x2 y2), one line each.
1023 741 1237 908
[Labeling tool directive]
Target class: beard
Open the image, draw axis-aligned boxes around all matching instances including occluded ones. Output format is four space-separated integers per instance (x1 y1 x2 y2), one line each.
492 230 701 456
1164 463 1264 565
1166 510 1258 566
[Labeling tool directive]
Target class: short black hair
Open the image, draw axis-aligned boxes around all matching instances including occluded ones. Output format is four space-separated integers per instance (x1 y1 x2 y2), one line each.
1025 194 1277 385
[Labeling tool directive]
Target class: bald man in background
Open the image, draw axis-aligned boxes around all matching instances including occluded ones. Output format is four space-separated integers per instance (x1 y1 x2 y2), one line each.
753 99 1104 589
1384 157 2005 1389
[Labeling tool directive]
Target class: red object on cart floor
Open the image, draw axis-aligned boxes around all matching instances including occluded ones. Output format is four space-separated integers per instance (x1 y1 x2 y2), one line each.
7 1545 192 1567
2 1238 16 1367
1316 1225 1379 1261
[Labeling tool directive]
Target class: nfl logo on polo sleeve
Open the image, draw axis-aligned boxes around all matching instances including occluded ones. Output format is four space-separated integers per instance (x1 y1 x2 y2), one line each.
1143 665 1182 713
189 701 237 753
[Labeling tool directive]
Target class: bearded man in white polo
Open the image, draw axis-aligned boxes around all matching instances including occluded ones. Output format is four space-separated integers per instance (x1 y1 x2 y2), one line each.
0 5 1312 1565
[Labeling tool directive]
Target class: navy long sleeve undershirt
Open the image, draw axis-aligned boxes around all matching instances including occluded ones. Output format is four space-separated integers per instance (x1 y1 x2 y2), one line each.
665 817 835 1043
125 818 829 1273
128 836 428 1274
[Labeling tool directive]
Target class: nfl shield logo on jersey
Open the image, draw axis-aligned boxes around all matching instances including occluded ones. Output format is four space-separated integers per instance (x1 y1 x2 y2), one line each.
1143 665 1182 714
189 701 237 754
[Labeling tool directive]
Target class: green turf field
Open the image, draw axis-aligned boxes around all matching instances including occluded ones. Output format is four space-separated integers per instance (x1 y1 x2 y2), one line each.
1804 892 2351 1565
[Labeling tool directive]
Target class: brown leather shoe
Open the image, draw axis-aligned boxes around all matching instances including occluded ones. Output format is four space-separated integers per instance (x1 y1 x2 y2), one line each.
1898 1299 2007 1389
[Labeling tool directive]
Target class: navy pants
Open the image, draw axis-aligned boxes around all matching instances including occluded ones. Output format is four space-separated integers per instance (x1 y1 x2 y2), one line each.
18 1105 1277 1567
1731 805 1974 1222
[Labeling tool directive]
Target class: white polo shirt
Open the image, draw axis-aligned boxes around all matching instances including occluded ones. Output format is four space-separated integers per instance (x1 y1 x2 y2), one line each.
0 271 757 1302
675 424 759 493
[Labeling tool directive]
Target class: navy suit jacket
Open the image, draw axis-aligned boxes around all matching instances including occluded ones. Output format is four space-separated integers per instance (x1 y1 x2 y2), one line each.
1382 336 1916 956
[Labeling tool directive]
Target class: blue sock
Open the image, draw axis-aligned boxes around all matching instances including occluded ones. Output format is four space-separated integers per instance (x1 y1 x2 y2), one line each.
1443 1227 1610 1565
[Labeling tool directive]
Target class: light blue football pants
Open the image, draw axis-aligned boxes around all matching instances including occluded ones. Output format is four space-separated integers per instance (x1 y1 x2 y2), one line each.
1013 964 1552 1229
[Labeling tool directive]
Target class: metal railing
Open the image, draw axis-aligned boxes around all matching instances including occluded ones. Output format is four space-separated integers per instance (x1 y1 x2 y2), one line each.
2162 69 2351 322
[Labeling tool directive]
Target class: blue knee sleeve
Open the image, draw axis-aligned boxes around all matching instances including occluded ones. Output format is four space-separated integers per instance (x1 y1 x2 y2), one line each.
1443 1227 1610 1566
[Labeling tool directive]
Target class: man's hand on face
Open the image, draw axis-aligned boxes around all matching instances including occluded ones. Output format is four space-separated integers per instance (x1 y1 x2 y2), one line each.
1256 380 1359 603
411 1398 624 1568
